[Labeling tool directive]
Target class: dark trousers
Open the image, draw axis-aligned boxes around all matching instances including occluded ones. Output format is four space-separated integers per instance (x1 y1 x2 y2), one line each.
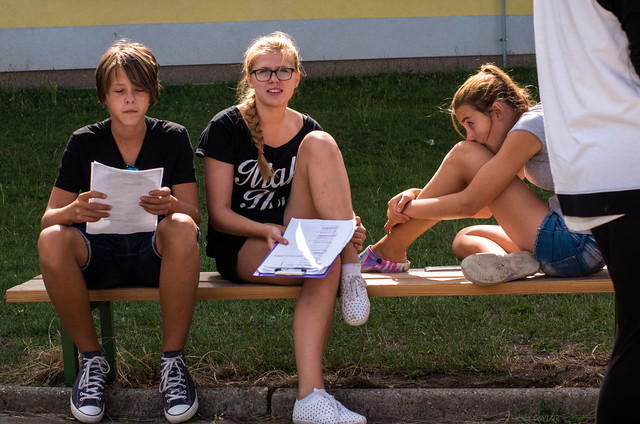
592 213 640 424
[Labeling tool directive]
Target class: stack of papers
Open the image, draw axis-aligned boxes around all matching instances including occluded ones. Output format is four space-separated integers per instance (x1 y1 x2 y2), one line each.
86 161 163 234
254 218 356 278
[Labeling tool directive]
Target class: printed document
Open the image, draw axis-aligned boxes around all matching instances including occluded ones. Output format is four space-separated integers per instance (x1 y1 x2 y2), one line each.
86 161 163 234
254 218 356 278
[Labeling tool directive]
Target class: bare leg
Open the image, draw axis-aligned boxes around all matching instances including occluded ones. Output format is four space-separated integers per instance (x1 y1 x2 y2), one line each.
485 176 548 250
236 237 339 398
452 225 518 260
293 264 340 397
373 219 439 263
283 132 362 393
285 131 359 263
154 214 200 352
285 131 369 326
236 131 359 398
38 225 101 353
371 141 548 262
370 142 476 262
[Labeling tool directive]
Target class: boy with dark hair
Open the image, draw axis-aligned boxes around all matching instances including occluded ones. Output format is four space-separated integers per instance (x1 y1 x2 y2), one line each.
38 39 200 423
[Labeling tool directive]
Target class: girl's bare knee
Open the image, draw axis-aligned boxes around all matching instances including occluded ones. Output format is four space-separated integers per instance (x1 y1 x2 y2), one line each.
299 131 341 158
445 141 493 168
451 231 467 260
452 226 482 260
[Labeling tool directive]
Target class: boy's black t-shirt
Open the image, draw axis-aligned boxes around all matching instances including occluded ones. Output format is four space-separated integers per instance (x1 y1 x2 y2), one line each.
196 106 322 225
55 117 196 195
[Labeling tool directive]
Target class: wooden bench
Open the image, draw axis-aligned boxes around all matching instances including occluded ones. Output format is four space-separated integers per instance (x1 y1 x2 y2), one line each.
5 267 614 386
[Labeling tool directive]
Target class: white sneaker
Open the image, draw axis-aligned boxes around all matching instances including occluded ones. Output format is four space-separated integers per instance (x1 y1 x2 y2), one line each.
292 389 367 424
461 251 541 286
340 273 370 326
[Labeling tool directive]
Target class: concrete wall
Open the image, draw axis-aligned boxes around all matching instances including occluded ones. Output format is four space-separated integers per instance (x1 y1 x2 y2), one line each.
0 0 534 87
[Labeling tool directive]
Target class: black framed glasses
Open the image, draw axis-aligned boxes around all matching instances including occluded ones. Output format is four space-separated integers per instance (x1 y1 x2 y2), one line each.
251 67 295 82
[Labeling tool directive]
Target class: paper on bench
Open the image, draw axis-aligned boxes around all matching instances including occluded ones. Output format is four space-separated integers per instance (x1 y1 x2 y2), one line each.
254 218 356 278
86 161 163 234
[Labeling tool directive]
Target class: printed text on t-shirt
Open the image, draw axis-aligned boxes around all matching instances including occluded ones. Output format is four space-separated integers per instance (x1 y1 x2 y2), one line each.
235 157 296 211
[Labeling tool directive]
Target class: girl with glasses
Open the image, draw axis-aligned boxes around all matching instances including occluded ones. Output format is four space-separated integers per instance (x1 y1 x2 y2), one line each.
196 31 367 424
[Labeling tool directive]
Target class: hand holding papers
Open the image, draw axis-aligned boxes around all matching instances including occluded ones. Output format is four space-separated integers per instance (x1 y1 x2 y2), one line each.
254 218 356 278
86 161 164 234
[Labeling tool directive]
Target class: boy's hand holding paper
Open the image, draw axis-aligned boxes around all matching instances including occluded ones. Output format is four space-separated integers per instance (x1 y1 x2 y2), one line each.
87 161 164 234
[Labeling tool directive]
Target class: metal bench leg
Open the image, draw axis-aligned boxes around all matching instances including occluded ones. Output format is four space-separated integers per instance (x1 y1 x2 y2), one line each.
61 326 79 387
59 301 117 386
93 301 117 382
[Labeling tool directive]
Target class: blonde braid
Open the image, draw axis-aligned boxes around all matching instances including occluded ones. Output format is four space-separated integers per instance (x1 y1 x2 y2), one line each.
240 91 273 182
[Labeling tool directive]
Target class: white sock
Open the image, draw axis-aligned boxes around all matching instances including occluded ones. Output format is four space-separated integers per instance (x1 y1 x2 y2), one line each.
342 262 361 276
299 388 327 404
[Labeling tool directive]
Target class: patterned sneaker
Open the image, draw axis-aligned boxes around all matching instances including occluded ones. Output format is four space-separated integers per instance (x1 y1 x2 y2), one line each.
340 273 370 326
159 350 199 423
461 251 541 286
292 388 367 424
70 350 110 424
359 245 410 273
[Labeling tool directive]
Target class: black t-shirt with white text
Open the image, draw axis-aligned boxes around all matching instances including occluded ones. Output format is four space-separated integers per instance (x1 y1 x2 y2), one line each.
196 106 322 226
54 117 196 228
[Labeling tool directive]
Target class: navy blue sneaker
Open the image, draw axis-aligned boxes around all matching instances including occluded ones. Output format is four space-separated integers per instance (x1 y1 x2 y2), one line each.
159 350 199 423
70 350 110 423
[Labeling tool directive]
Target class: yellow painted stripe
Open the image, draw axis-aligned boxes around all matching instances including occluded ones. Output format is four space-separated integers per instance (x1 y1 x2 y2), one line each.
1 0 532 29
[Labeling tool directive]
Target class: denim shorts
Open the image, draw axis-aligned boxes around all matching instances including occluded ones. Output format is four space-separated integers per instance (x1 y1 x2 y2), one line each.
73 225 162 289
533 210 605 277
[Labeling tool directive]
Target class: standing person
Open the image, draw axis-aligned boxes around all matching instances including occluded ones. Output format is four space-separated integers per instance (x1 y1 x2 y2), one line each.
37 40 200 423
359 65 604 286
197 31 367 424
534 1 640 422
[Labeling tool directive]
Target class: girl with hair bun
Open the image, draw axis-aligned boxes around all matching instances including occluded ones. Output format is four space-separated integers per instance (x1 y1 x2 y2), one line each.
360 64 604 285
197 31 367 424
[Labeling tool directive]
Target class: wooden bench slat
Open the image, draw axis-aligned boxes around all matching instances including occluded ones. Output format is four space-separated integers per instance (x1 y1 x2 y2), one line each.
5 268 614 304
365 268 614 296
4 274 301 302
5 267 615 388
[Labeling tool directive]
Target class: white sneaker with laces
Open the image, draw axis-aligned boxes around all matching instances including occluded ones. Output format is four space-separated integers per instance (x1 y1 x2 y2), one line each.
340 273 370 326
292 388 367 424
461 251 541 286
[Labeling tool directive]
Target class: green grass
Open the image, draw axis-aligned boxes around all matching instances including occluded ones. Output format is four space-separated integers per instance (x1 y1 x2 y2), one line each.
0 67 614 388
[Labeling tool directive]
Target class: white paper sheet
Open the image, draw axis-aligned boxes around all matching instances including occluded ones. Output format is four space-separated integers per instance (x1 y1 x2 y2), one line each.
254 218 356 278
86 161 163 234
